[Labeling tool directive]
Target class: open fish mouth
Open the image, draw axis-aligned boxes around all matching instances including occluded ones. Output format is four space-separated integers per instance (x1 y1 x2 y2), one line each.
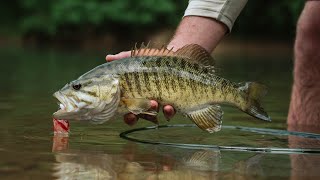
53 91 77 119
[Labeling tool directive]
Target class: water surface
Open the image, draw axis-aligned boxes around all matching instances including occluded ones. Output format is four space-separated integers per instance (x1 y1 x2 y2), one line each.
0 47 320 179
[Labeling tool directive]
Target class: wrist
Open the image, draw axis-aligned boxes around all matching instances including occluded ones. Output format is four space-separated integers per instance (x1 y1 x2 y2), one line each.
167 16 227 52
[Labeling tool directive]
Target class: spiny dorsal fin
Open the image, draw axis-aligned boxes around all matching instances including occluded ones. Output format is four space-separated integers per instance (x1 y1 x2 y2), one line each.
131 43 215 66
175 44 215 66
131 42 174 57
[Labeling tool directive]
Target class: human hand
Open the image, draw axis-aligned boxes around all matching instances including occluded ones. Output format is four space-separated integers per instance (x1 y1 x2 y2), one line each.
105 51 131 62
106 52 176 126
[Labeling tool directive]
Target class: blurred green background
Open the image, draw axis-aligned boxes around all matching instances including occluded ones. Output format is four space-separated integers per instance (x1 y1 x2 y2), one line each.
0 0 304 50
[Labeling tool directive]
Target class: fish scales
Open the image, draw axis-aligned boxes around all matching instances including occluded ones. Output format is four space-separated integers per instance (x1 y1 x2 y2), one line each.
114 56 236 111
53 44 270 133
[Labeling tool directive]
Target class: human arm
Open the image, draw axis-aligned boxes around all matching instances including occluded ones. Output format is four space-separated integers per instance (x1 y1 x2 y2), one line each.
106 0 247 125
106 16 227 125
105 16 227 61
167 16 227 52
169 0 248 51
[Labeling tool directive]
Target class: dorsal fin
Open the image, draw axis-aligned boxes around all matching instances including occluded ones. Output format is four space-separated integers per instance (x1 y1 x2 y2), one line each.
131 43 215 66
175 44 215 66
131 42 174 57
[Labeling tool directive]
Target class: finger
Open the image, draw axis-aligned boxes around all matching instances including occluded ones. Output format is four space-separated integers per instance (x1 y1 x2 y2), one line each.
163 105 176 121
149 100 159 112
124 113 138 126
106 51 131 62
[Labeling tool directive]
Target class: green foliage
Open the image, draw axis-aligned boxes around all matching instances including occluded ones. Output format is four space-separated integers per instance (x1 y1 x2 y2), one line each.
18 0 186 35
0 0 305 39
234 0 304 39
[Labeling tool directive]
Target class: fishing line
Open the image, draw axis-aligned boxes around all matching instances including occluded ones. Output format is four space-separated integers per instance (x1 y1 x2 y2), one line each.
119 124 320 155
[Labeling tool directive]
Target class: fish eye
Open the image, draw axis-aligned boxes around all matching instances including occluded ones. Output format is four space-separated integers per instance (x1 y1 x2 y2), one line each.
72 84 82 90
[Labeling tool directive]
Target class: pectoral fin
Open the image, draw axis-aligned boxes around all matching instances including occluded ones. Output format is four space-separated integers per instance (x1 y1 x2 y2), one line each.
138 114 159 124
186 105 223 133
122 98 157 116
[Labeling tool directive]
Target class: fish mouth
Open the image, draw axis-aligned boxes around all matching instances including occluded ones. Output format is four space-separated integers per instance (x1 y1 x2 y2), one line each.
53 91 76 119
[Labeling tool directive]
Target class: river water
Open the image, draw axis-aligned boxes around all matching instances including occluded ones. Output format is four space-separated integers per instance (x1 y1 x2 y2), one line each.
0 46 319 179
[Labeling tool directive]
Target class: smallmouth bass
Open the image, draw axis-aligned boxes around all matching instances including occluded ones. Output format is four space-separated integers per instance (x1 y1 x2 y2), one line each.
53 44 270 133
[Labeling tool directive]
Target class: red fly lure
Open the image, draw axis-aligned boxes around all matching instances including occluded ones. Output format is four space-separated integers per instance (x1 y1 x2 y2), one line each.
53 118 70 136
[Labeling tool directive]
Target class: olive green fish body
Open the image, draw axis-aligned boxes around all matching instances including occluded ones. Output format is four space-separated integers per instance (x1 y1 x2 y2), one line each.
53 44 270 133
112 56 243 112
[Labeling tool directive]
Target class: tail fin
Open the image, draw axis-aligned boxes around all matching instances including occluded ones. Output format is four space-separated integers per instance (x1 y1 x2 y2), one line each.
239 82 271 121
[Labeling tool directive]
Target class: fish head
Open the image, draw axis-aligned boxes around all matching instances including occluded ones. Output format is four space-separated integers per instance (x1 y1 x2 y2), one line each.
53 74 120 123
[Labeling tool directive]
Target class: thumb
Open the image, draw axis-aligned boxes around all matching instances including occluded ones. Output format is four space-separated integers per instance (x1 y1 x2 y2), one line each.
106 51 131 62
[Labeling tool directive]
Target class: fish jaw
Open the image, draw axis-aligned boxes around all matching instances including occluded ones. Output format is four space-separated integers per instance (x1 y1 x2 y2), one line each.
52 91 79 120
52 90 116 122
53 109 80 120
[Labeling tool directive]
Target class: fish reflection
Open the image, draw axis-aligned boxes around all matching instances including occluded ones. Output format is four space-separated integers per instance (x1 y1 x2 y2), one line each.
233 154 265 177
53 149 219 179
54 152 117 179
52 137 221 179
52 137 269 179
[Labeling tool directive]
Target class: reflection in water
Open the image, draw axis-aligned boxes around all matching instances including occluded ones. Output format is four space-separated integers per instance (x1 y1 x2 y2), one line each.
49 125 320 179
52 136 69 152
54 152 116 179
182 150 220 171
52 137 269 180
53 143 218 179
234 154 265 177
288 124 320 180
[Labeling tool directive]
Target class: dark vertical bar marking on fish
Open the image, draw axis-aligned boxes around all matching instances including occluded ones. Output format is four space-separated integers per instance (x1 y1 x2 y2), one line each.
192 63 200 73
175 64 186 92
178 57 186 71
141 59 148 67
165 59 171 68
203 68 209 74
153 72 162 99
190 78 198 95
155 58 162 67
172 74 178 93
138 71 147 94
163 73 171 93
221 79 229 95
175 58 186 82
133 72 142 95
124 73 135 97
198 81 205 100
204 86 211 99
142 72 151 92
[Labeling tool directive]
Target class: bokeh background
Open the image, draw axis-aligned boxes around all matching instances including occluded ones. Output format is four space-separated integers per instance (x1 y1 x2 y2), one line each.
0 0 304 51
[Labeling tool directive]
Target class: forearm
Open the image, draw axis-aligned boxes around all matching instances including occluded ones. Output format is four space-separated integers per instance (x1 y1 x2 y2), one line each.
168 16 227 52
288 1 320 125
168 0 248 52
